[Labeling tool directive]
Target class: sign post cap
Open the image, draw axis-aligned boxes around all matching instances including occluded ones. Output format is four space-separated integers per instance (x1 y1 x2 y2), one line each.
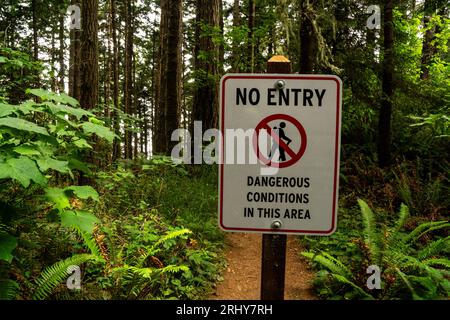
268 55 291 63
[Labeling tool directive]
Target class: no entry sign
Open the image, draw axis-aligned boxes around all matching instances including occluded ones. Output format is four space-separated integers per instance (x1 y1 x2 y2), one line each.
219 74 342 235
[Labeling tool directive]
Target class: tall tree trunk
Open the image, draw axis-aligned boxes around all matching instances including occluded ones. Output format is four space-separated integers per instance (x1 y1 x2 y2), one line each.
247 0 255 72
164 0 182 154
31 0 38 61
69 0 81 102
133 53 139 157
150 23 157 156
154 0 182 155
59 13 65 93
111 0 121 161
192 0 220 133
80 0 99 110
232 0 241 72
153 0 166 154
219 0 225 75
299 0 316 73
51 28 57 92
420 0 436 80
378 0 394 167
124 0 134 159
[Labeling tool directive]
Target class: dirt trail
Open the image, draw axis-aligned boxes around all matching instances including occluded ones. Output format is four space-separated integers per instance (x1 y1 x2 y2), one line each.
210 233 316 300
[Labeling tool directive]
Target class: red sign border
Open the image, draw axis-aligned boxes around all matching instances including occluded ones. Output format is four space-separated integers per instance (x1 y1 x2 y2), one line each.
219 74 342 235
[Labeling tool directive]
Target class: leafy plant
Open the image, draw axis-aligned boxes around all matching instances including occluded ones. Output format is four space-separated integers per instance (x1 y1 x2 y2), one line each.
302 200 450 300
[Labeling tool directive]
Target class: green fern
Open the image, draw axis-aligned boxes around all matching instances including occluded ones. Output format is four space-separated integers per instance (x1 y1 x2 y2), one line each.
417 236 450 260
301 251 352 277
33 254 96 300
395 268 421 300
358 199 383 265
423 258 450 269
402 221 450 244
0 279 19 300
139 228 192 266
331 274 373 299
73 227 104 262
113 264 189 280
150 228 192 251
393 203 409 234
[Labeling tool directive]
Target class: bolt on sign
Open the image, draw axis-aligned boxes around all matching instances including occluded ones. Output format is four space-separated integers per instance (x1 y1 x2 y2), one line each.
219 74 343 235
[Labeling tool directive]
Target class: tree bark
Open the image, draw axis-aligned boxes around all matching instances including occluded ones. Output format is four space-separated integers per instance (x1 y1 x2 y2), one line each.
232 0 241 72
192 0 221 133
59 13 65 93
31 0 39 61
124 0 134 159
111 0 121 161
299 0 316 74
164 0 182 154
378 0 394 167
80 0 99 110
247 0 255 73
69 0 81 102
154 0 182 155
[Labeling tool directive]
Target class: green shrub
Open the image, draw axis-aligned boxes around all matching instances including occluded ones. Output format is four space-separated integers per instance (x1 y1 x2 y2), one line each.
302 200 450 300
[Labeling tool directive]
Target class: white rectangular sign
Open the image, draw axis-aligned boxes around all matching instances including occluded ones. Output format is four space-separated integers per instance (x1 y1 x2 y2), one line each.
219 74 342 235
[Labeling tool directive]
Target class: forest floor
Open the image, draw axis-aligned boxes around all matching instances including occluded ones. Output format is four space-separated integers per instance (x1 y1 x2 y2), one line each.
209 233 317 300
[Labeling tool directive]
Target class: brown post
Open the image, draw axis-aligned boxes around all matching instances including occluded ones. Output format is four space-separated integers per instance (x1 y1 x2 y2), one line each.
260 55 291 300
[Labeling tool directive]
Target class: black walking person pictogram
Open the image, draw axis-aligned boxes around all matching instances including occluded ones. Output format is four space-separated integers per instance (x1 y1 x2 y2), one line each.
268 122 292 162
276 122 292 161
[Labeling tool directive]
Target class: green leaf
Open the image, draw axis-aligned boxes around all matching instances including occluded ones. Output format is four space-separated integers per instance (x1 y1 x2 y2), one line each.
13 145 41 156
0 233 18 263
0 103 16 117
43 101 92 120
60 210 99 234
27 89 79 107
0 117 49 136
0 157 46 187
358 199 383 265
73 138 93 150
36 157 69 173
65 186 99 201
45 187 70 212
81 122 116 143
68 158 91 174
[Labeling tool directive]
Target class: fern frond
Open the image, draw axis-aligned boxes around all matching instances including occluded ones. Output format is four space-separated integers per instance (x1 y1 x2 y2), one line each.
331 274 374 299
116 266 154 279
74 227 104 262
358 199 383 265
301 252 352 278
395 268 421 300
160 265 189 274
0 279 19 300
393 203 409 234
417 236 450 260
391 250 445 284
150 228 192 251
403 221 450 244
423 258 450 270
112 264 189 280
33 254 96 300
138 228 192 266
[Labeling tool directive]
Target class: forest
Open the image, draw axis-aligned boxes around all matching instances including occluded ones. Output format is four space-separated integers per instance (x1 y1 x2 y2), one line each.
0 0 449 301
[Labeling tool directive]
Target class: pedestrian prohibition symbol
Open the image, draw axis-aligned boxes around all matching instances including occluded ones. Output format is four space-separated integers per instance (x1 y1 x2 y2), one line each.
253 114 307 169
219 74 343 235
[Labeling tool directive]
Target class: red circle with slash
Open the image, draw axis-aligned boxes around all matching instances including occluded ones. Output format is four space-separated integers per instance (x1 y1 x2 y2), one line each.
253 114 307 168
